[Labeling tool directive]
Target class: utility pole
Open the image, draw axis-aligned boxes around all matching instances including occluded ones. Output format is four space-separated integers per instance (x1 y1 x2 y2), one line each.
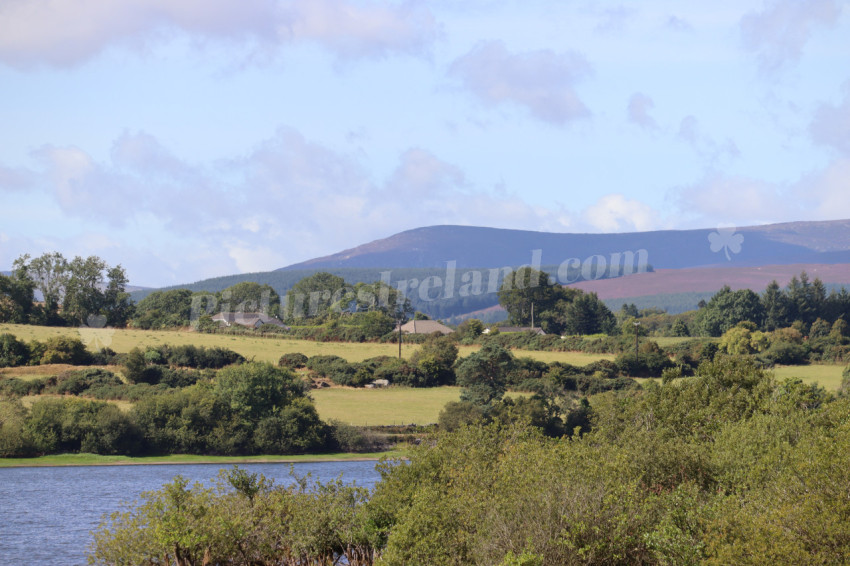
398 317 403 359
531 302 534 329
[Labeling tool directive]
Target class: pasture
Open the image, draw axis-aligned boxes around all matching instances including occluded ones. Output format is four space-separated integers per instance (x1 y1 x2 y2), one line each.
772 364 846 391
0 324 615 366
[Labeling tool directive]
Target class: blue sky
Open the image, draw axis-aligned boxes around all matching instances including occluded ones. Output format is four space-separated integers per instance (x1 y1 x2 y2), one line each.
1 0 848 287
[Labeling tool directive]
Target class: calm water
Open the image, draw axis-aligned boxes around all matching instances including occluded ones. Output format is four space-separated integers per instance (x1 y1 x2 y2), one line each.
0 460 382 565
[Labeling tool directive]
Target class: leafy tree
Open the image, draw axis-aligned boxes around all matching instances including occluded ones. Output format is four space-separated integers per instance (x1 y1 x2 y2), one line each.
213 362 307 425
720 323 771 355
0 266 35 323
498 267 559 326
219 281 280 315
762 280 792 331
0 333 30 367
410 334 459 385
456 343 515 408
0 398 31 456
15 252 67 322
671 319 690 337
39 336 91 365
352 280 412 321
355 310 395 338
285 272 348 320
456 318 484 340
548 291 616 335
13 252 131 327
131 289 195 329
696 286 765 336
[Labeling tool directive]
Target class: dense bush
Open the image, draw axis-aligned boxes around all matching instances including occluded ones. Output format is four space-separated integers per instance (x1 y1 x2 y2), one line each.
278 352 308 369
52 368 123 396
24 397 140 455
0 333 30 367
38 336 92 365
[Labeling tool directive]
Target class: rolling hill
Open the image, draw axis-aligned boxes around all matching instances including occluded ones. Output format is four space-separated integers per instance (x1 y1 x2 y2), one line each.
128 219 850 318
279 220 850 271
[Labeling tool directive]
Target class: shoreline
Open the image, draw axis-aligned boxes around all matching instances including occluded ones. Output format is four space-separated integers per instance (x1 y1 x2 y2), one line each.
0 451 404 469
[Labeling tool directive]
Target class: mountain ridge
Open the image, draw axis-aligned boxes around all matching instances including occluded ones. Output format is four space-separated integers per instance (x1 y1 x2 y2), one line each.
279 219 850 271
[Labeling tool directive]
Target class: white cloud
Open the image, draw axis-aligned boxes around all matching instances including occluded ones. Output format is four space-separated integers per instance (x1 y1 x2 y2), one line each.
740 0 842 73
581 194 660 232
0 0 438 68
674 173 791 226
628 92 658 130
0 162 34 191
810 84 850 155
448 40 592 125
795 158 850 219
673 157 850 227
11 127 581 281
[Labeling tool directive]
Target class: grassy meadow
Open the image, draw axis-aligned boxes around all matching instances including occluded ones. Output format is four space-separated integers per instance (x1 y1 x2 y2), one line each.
312 386 462 426
0 323 615 366
772 364 846 391
2 323 844 431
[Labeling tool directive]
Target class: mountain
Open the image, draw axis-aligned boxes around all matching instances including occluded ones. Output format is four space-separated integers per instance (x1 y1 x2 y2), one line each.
279 220 850 271
128 219 850 319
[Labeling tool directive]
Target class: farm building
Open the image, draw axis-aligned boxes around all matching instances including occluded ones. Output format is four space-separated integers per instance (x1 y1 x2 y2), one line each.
396 319 454 335
211 312 289 330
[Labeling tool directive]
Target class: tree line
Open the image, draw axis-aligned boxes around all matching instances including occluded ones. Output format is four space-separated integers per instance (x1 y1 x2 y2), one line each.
0 252 132 327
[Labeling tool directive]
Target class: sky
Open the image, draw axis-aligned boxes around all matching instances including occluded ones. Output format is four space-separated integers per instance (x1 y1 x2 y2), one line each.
1 0 849 288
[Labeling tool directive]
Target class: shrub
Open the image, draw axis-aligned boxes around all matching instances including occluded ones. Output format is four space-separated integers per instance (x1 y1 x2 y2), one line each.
0 333 29 368
39 336 92 365
762 341 809 365
52 368 123 396
279 352 309 369
306 355 358 386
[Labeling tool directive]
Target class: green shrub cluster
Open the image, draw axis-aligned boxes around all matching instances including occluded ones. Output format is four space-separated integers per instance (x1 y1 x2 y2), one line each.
0 362 332 458
91 357 850 565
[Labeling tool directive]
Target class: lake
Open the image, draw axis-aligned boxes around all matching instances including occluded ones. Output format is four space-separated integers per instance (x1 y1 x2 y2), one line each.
0 460 382 565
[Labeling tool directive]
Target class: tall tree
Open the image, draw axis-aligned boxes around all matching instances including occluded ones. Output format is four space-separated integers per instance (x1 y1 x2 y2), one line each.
762 280 792 331
219 282 281 315
63 255 108 326
697 286 766 337
498 267 559 326
15 252 68 322
284 272 348 321
0 264 35 324
456 343 515 408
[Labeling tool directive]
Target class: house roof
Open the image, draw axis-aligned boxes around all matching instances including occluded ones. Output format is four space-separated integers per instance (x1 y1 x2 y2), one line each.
396 319 454 335
211 312 289 328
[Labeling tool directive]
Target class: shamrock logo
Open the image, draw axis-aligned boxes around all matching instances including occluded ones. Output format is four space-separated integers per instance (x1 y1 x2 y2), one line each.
708 227 744 261
78 314 116 350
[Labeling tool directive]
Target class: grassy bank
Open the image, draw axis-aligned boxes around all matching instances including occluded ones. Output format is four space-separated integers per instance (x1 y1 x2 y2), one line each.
0 450 405 468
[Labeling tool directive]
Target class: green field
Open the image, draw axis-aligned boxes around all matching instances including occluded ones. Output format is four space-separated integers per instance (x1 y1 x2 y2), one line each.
312 386 462 426
0 450 403 468
772 364 846 391
0 324 616 366
636 364 846 391
0 323 413 362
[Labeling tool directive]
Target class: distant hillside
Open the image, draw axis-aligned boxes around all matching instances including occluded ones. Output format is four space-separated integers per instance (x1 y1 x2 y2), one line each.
571 263 850 299
129 263 630 321
279 220 850 271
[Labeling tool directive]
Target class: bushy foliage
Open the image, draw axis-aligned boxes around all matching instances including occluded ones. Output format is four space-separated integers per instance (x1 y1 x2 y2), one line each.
278 352 308 369
0 333 30 367
38 336 92 365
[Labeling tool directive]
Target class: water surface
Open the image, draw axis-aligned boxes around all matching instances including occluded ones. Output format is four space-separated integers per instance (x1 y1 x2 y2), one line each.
0 460 381 565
